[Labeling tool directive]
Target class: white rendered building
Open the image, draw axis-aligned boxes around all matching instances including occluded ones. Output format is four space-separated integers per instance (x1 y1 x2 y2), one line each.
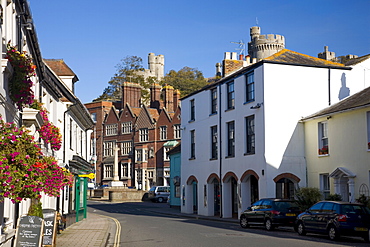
180 49 369 218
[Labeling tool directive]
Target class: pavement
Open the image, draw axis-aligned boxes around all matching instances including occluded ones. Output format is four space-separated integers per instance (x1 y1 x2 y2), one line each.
56 200 239 247
56 213 113 247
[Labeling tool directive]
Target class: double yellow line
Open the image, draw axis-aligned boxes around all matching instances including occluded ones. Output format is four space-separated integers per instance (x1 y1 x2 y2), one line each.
101 215 121 247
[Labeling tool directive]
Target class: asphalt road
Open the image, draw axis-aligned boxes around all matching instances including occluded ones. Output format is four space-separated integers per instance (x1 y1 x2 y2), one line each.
87 201 369 247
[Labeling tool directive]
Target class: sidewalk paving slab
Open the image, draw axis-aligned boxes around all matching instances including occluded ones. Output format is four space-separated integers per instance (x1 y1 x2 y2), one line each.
56 213 110 247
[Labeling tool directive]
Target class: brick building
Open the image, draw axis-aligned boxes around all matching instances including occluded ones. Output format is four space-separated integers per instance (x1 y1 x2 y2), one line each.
85 83 181 190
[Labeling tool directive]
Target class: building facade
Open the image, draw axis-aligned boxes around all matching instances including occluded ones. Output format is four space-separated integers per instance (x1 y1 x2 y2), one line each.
0 1 93 245
86 83 181 191
180 47 369 218
303 85 370 203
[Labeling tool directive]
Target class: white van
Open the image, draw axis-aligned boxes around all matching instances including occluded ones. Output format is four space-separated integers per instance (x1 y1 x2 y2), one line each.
148 186 170 203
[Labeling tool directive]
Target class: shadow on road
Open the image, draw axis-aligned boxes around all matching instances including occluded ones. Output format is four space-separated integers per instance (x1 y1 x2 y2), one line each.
87 200 368 246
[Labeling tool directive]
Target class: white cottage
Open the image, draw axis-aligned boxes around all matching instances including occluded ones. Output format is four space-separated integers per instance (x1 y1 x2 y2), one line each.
302 85 370 202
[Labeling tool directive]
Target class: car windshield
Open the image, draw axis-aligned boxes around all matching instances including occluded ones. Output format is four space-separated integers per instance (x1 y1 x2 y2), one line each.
149 187 156 192
274 201 299 211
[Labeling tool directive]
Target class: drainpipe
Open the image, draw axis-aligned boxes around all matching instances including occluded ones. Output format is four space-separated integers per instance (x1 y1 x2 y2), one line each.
328 68 331 106
62 107 71 216
63 107 71 165
218 83 223 218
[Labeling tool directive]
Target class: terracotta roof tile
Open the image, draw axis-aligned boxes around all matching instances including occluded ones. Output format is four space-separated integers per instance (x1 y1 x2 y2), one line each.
44 59 76 76
264 49 345 68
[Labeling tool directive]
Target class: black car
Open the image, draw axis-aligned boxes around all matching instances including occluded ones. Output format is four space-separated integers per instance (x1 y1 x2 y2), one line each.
240 198 301 230
295 201 370 242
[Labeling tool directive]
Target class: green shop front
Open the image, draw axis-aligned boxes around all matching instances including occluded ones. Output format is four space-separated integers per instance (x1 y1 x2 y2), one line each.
65 155 93 227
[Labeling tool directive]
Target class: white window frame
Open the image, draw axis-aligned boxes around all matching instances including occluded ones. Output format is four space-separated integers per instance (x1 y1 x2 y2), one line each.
318 121 329 154
122 121 132 134
136 148 148 162
160 126 167 140
211 88 217 114
121 141 132 155
174 124 181 139
103 141 114 157
320 173 330 199
164 146 171 161
139 128 149 142
245 72 254 102
104 164 113 179
105 124 118 136
121 162 131 178
245 115 255 154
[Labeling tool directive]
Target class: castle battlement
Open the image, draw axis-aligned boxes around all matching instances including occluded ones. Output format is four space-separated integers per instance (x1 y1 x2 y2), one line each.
248 26 285 60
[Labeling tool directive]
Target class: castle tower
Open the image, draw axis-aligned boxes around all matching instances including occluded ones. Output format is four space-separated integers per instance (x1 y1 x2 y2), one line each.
148 53 164 80
248 26 285 60
318 46 337 61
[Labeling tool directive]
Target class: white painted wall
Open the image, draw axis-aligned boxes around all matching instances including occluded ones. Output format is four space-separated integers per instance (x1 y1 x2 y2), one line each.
181 60 368 217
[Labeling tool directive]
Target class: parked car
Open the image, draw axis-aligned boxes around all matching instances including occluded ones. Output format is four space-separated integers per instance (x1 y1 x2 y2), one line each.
240 198 301 230
148 186 170 203
295 201 370 242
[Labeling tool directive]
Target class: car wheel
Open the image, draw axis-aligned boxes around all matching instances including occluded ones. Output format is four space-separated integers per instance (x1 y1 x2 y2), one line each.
240 215 249 228
157 197 164 203
297 221 306 236
328 225 339 241
265 218 274 231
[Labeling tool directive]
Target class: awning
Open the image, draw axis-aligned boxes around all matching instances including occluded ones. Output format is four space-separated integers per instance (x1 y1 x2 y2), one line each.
163 140 179 147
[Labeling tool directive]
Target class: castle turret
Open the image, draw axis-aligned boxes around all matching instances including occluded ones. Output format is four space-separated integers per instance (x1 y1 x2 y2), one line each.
148 53 164 80
318 46 337 61
248 26 285 60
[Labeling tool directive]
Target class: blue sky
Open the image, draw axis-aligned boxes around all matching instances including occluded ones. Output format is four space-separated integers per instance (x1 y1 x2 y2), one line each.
29 0 370 103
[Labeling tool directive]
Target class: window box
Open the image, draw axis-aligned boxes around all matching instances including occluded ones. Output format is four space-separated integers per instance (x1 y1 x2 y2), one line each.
22 107 44 128
318 145 329 155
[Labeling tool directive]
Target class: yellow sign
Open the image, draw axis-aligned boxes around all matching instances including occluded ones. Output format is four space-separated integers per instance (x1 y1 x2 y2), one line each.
78 173 95 179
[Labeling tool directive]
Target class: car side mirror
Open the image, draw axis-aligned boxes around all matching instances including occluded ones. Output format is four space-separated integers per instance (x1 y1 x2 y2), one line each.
247 207 252 211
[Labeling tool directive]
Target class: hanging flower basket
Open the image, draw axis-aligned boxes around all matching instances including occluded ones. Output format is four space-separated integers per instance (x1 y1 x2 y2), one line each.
5 42 36 110
29 100 62 151
0 116 72 203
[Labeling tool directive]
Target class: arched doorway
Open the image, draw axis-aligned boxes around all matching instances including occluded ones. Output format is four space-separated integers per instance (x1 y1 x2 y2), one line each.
274 173 301 200
184 176 198 214
207 173 220 216
222 172 238 218
240 170 259 211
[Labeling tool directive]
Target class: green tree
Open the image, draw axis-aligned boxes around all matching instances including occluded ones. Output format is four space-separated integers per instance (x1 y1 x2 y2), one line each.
95 56 150 101
161 67 208 97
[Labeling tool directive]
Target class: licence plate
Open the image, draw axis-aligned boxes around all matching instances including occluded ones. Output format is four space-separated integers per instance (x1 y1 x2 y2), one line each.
354 227 368 231
286 213 296 216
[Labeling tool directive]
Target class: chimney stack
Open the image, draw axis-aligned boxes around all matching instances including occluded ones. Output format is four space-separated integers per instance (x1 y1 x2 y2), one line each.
162 84 174 112
173 89 180 110
150 83 162 109
122 82 142 108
